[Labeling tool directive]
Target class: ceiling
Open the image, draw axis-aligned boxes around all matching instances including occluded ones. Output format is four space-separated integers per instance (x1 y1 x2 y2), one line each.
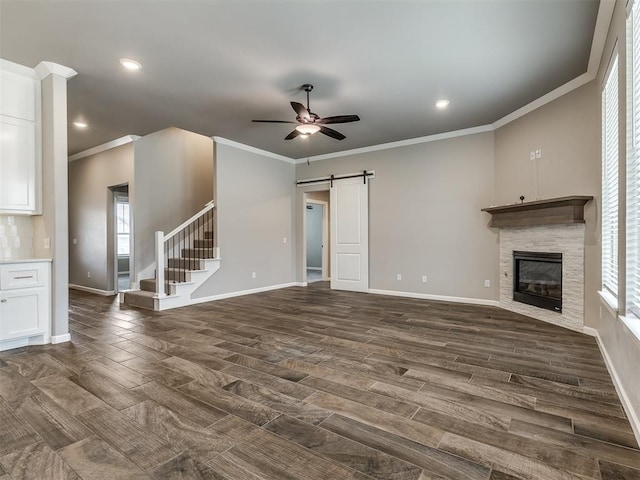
0 0 600 159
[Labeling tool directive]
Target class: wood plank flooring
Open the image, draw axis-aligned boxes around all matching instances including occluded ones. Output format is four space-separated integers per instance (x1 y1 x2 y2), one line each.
1 282 639 479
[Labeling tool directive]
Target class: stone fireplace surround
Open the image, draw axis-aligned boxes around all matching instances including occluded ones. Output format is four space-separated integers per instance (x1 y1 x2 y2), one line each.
500 224 585 331
482 196 592 332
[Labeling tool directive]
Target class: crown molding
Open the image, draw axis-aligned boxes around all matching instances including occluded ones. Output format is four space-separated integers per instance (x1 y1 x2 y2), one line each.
296 125 494 163
68 135 140 162
34 61 77 80
212 136 296 164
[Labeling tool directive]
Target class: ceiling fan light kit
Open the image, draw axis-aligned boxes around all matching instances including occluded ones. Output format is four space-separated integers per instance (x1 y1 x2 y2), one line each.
252 83 360 141
295 124 321 135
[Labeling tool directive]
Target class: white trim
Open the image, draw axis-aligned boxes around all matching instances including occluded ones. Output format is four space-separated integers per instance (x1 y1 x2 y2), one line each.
34 61 77 80
69 135 140 162
591 327 640 444
213 136 296 164
368 288 500 307
589 0 617 75
189 282 299 305
620 314 640 344
582 326 598 337
69 284 116 296
51 333 71 344
297 125 494 163
598 289 619 317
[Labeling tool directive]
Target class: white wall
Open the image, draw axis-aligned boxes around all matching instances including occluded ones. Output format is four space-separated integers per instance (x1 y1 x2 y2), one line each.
295 132 498 302
191 143 295 298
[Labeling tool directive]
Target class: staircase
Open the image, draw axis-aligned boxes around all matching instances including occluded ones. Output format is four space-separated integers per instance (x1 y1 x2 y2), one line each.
121 202 221 311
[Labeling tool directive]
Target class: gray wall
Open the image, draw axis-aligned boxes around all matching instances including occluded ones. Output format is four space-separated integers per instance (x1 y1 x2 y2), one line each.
68 143 134 291
494 81 599 325
133 128 214 280
306 204 323 268
590 0 640 431
295 132 498 301
192 143 295 298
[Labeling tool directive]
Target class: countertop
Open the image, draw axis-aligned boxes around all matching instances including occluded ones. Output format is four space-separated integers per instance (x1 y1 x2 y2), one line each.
0 258 53 264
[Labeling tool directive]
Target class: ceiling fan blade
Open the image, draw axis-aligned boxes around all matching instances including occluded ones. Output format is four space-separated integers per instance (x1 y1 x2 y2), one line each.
319 126 346 140
285 129 302 140
252 120 297 123
317 115 360 124
291 102 311 121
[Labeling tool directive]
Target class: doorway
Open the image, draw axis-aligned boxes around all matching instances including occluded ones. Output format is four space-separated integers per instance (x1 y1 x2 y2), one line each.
112 185 131 292
304 193 329 283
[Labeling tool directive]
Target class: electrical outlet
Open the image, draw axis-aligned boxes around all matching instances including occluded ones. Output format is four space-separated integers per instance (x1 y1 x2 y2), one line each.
43 238 51 249
72 238 78 245
421 275 427 283
283 237 287 244
484 279 491 288
87 271 91 279
396 274 402 281
535 149 542 159
529 151 535 160
252 271 256 279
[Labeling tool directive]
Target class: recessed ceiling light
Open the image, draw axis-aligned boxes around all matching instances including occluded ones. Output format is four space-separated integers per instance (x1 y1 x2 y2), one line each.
120 58 142 71
73 121 88 129
436 99 450 109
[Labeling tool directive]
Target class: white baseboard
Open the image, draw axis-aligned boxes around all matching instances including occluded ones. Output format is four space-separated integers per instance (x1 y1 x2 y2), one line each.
190 282 299 305
368 288 500 307
51 333 71 344
69 284 116 296
582 326 598 337
590 327 640 444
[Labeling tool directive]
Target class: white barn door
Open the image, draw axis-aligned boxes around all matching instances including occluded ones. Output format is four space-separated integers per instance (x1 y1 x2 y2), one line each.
330 177 369 292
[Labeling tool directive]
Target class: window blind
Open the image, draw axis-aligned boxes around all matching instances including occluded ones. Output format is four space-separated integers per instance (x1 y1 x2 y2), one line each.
602 54 619 298
629 3 640 316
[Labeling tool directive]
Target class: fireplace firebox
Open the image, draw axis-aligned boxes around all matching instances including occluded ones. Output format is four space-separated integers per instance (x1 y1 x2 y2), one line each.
513 251 562 312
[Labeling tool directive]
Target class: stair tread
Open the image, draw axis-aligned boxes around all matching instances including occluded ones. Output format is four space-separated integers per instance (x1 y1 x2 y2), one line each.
124 290 156 298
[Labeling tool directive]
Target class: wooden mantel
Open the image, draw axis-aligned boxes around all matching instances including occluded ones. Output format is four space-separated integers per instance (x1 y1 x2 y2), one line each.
482 195 593 228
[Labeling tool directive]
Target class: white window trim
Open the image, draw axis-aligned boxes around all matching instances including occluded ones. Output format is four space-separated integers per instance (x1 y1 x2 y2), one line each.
602 48 620 299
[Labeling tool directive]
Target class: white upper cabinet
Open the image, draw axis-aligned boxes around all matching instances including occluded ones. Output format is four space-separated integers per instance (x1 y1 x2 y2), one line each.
0 69 36 121
0 59 41 214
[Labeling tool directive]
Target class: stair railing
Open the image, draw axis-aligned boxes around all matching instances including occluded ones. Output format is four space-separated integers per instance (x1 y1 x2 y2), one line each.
154 201 218 297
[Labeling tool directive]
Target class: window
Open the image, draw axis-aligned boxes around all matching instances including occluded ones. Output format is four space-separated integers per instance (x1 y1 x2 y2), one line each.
602 53 619 299
629 2 640 317
116 200 130 256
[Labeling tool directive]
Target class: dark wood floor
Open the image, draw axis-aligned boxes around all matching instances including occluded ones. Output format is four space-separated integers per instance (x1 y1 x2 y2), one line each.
1 283 639 479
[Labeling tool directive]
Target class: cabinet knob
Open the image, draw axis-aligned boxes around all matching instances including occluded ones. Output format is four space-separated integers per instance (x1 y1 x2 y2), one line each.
0 299 6 303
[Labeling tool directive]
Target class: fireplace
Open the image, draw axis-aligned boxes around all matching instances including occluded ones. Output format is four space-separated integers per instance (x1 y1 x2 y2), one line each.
513 251 562 312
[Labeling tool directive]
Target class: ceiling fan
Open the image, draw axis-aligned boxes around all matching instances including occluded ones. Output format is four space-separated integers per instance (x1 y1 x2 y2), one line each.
252 84 360 140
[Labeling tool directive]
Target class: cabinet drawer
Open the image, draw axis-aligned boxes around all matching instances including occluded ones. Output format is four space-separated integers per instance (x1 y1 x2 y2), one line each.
0 263 47 289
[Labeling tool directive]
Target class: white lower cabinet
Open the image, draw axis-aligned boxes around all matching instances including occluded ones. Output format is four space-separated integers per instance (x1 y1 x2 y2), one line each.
0 261 51 350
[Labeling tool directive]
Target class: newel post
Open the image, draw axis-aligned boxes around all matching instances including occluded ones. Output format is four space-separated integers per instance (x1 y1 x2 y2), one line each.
155 231 165 298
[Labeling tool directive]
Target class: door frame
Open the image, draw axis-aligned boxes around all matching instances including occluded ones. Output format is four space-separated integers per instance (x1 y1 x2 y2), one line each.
297 171 373 290
111 186 131 293
304 197 329 282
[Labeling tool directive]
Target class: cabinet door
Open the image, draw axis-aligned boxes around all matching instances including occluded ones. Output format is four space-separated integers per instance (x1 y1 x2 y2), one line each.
0 115 36 212
0 69 36 121
0 289 45 340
